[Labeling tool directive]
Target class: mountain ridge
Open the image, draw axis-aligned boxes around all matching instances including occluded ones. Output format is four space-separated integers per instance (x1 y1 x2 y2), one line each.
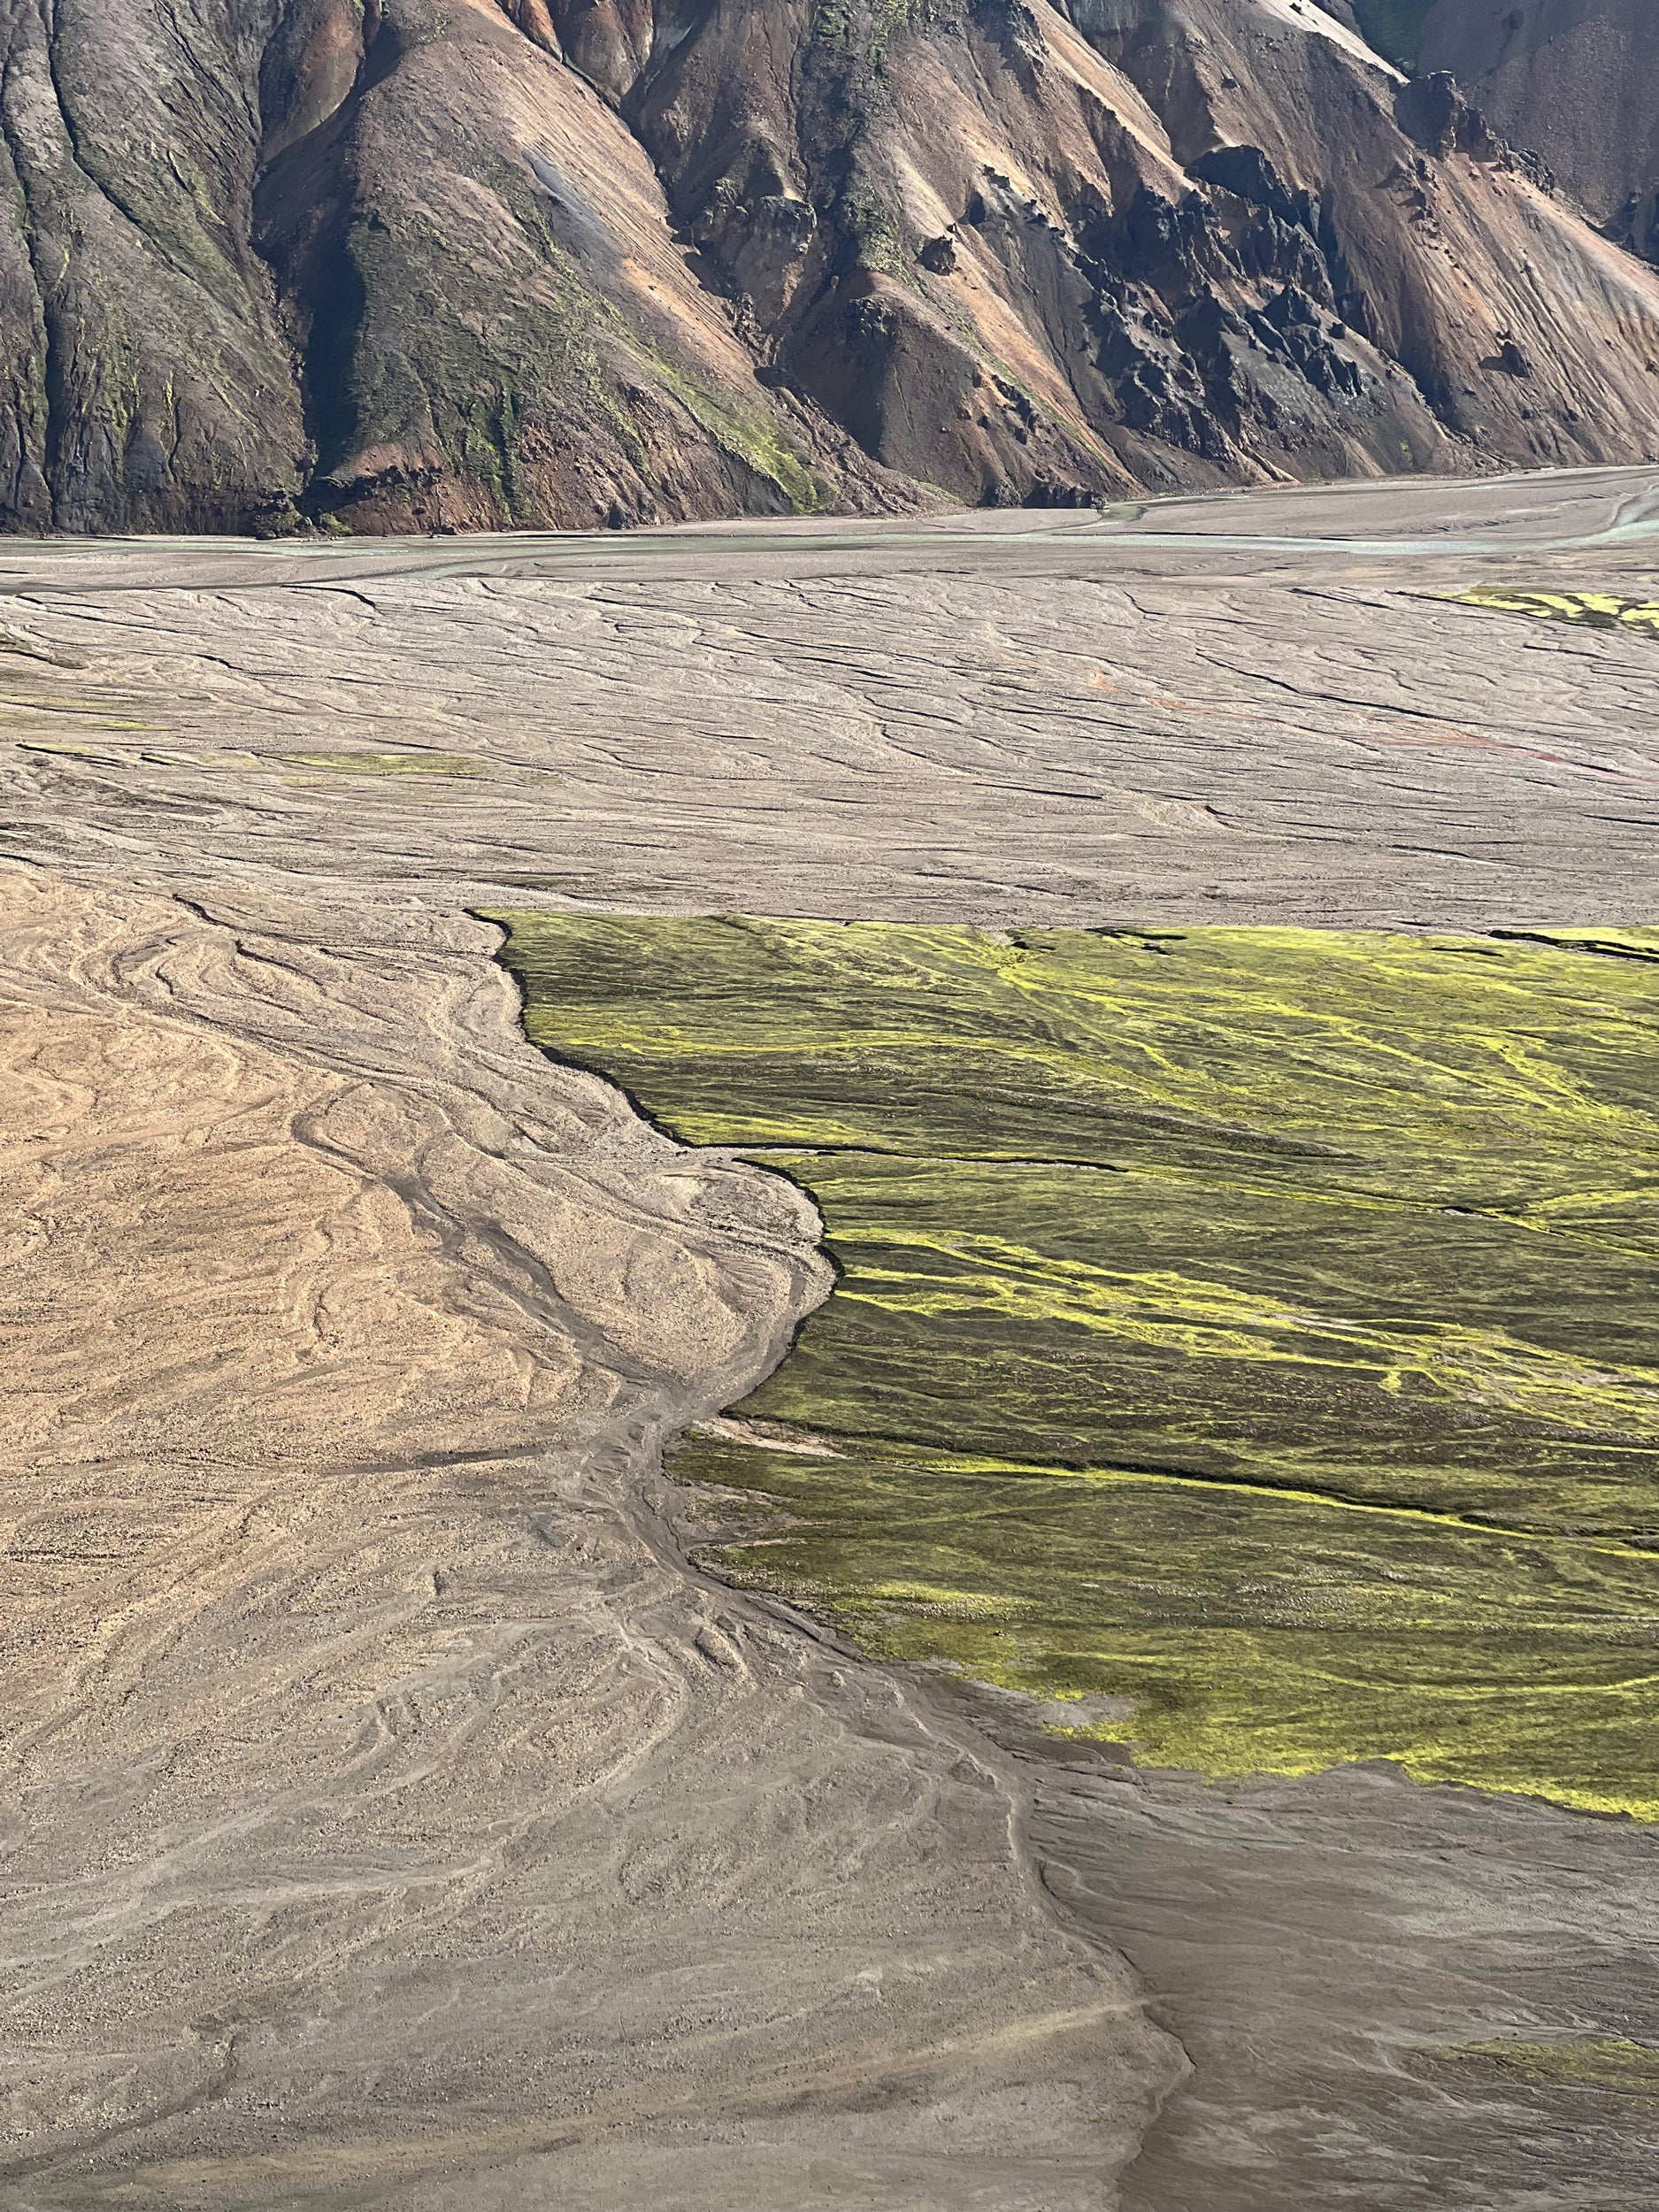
0 0 1655 534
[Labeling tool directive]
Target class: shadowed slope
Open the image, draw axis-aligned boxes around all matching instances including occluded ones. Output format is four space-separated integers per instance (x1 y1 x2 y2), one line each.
1422 0 1659 252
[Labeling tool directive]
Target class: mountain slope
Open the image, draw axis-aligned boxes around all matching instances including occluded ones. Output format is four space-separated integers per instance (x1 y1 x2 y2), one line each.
1345 2 1433 70
0 0 1655 532
1419 1 1659 258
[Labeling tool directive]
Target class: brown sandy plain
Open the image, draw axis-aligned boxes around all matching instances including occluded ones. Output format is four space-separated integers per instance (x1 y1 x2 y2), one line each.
1 466 1657 2210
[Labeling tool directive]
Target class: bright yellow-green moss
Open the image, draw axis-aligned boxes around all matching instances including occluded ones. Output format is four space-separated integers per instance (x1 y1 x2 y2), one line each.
1437 589 1659 639
487 916 1659 1815
672 1432 1659 1818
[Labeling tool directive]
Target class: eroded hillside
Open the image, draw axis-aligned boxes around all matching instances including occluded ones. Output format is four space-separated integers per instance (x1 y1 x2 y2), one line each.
1421 0 1659 257
0 0 1656 530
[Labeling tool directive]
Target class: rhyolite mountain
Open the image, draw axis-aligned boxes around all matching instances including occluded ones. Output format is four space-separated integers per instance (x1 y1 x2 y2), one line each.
2 0 1657 534
1418 3 1659 261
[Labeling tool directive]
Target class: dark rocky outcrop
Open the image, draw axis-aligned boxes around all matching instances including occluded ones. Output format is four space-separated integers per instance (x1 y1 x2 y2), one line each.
1394 72 1499 164
1420 2 1659 256
0 0 1655 532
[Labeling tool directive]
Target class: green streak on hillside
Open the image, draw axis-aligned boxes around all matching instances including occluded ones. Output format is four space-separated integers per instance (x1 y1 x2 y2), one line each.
811 0 951 68
642 349 826 515
487 916 1659 1816
1348 0 1433 71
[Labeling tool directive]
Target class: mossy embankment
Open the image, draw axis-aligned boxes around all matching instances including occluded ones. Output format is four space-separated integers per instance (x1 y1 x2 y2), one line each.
487 916 1659 1817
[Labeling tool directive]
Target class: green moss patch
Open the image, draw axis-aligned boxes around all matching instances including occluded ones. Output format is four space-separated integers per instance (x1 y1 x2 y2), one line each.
1415 2038 1659 2106
487 916 1659 1816
1436 589 1659 640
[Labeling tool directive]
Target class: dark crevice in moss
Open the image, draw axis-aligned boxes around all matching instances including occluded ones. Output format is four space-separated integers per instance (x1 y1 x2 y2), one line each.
1492 930 1659 968
709 1420 1659 1554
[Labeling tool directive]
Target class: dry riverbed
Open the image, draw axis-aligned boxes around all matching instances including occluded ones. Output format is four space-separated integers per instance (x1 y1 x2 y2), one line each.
1 469 1656 2208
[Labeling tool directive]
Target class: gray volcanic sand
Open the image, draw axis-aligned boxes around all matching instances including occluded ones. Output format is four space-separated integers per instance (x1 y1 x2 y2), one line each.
956 1695 1659 2210
0 467 1655 2209
4 462 1657 928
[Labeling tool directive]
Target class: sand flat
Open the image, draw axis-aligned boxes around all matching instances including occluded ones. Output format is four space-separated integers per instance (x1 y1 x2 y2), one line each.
0 470 1655 2208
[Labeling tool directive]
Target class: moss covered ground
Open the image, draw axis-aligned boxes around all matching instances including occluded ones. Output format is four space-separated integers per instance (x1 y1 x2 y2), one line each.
488 917 1659 1816
1440 589 1659 640
1416 2037 1659 2106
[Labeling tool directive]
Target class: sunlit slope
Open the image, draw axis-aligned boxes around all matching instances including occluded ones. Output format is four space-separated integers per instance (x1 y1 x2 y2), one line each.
489 917 1659 1816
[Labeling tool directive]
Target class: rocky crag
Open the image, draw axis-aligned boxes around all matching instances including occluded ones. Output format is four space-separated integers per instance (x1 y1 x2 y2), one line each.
1419 2 1659 265
1 0 1657 533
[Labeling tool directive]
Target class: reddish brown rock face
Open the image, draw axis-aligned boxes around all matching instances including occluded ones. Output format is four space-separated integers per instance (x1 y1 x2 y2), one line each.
0 0 1656 533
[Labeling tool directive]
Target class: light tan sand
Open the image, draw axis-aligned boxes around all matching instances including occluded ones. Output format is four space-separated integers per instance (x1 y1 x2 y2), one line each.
0 868 1175 2210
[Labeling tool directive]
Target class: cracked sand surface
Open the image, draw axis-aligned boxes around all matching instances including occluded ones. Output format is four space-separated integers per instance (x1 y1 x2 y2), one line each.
0 468 1655 2208
0 465 1655 930
0 872 1175 2208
